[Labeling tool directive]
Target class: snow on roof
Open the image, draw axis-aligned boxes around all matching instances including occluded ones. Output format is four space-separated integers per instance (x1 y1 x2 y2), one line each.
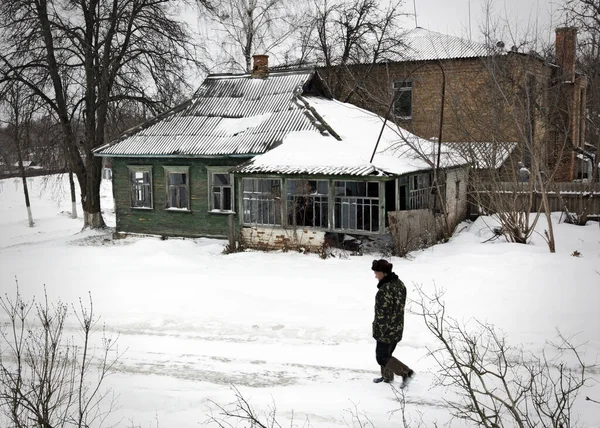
397 27 494 62
235 96 502 177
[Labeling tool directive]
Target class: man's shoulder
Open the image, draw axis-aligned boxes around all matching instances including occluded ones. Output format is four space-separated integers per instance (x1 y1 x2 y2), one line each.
390 276 406 292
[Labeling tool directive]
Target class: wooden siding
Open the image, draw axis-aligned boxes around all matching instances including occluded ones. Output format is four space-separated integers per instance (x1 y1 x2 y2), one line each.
112 157 248 238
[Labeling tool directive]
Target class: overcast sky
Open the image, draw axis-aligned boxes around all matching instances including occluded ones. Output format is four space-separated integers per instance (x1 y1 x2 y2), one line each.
404 0 559 46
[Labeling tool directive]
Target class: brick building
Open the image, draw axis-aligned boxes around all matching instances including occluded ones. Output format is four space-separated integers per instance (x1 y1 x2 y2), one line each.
320 27 590 182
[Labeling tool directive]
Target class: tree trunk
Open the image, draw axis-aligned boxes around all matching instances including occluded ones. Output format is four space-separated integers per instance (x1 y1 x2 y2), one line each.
536 170 556 253
13 105 34 228
81 157 105 229
69 171 78 219
18 165 34 228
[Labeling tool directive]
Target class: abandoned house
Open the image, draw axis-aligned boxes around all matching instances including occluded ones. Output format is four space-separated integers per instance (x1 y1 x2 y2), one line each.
93 56 497 248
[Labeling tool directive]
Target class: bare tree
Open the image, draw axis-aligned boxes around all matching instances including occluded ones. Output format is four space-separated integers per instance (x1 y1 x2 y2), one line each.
0 0 211 229
201 0 301 73
0 82 40 227
412 283 593 428
0 282 121 427
306 0 407 100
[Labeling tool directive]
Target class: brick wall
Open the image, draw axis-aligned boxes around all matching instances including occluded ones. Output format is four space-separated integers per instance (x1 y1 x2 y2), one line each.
320 53 571 176
240 226 325 251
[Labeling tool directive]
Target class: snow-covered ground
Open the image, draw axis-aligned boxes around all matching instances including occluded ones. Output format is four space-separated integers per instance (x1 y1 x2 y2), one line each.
0 174 599 427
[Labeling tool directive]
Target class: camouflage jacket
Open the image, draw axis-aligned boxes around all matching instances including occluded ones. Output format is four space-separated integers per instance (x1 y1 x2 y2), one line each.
372 273 406 343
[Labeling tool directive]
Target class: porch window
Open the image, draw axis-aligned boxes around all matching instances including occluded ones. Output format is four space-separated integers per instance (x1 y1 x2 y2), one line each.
286 179 328 227
334 181 380 232
242 178 281 225
208 168 234 212
129 166 152 209
164 167 190 210
393 80 412 119
409 173 432 210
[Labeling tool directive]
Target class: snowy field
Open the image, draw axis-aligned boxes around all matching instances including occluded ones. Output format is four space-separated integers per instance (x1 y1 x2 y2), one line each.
0 174 599 427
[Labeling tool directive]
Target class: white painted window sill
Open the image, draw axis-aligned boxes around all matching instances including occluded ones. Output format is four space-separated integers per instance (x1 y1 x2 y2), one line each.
131 206 153 210
209 210 236 215
165 208 191 212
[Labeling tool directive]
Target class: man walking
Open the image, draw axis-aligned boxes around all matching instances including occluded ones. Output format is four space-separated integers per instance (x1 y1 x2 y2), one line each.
371 259 414 386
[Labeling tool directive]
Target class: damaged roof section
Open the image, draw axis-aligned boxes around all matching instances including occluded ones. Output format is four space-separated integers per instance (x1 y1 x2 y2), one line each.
95 70 330 157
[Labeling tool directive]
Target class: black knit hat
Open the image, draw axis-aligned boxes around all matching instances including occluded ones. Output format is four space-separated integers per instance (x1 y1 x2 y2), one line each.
371 259 393 274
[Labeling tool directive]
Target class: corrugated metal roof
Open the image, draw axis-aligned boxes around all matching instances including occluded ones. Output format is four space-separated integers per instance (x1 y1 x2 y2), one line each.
397 27 493 61
95 71 318 156
234 163 387 177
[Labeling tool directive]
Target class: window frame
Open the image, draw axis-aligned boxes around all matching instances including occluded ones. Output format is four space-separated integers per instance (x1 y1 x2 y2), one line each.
128 165 153 210
241 177 282 226
333 180 381 233
207 166 235 214
286 179 329 228
393 79 413 120
163 166 191 211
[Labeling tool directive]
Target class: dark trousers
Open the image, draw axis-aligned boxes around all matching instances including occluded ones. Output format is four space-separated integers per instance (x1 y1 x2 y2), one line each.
375 340 397 366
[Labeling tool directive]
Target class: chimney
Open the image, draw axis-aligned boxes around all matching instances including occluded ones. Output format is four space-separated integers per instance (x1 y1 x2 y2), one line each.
251 54 269 78
555 27 577 82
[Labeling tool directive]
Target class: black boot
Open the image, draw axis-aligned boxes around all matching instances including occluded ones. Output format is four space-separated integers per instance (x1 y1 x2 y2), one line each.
400 369 415 389
373 365 395 383
373 366 385 383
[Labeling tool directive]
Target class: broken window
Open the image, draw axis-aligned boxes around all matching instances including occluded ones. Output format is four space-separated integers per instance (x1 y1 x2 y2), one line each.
334 181 380 232
165 167 189 210
286 179 329 228
242 178 281 225
129 166 152 209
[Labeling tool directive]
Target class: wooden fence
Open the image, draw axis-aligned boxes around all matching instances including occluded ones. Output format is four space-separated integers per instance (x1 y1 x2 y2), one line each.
469 182 600 217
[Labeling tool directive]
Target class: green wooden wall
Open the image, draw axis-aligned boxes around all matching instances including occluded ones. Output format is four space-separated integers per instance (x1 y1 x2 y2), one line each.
112 157 247 238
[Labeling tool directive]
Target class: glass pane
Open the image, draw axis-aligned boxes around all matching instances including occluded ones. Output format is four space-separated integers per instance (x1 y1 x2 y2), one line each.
243 178 254 192
141 186 150 206
394 90 412 117
357 182 367 196
169 173 186 185
368 182 379 197
372 204 379 231
214 173 229 186
251 199 258 223
179 187 188 209
287 180 298 194
346 182 356 196
243 199 251 223
168 188 177 208
213 190 221 210
223 187 232 210
334 182 346 196
317 181 329 195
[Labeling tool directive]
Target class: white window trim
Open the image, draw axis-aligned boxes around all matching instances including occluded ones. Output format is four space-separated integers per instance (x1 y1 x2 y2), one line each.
127 165 153 210
333 180 382 233
285 179 330 229
206 166 235 214
163 166 191 211
241 177 282 226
